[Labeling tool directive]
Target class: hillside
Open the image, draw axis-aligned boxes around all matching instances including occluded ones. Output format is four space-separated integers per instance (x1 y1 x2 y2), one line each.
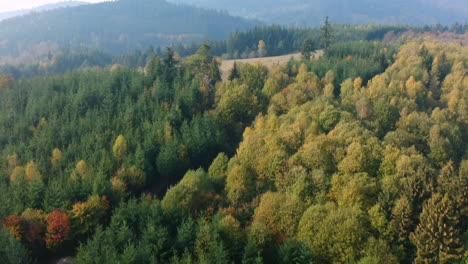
0 38 466 263
0 0 256 62
0 1 87 22
169 0 468 26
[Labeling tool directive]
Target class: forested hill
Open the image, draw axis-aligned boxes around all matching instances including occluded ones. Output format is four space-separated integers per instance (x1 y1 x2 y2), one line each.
0 0 256 61
0 1 87 22
0 37 467 263
169 0 468 26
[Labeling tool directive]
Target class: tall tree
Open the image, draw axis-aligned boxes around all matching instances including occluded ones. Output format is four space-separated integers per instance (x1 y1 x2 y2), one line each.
320 16 333 52
410 194 464 264
300 38 315 61
228 62 240 81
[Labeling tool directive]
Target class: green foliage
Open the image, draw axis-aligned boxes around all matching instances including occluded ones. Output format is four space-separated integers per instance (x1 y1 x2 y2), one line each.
297 203 369 263
161 169 214 216
320 16 333 51
0 36 467 264
410 194 464 264
300 38 316 61
0 227 34 264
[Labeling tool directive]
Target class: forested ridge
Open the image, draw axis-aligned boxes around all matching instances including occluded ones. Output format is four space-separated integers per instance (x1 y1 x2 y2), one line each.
168 0 468 26
0 29 467 264
0 0 255 64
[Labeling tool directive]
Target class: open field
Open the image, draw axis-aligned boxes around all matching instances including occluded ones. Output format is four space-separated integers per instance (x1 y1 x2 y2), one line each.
220 51 323 80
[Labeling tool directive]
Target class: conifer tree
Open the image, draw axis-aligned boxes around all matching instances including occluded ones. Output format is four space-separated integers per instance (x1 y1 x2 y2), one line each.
410 194 463 264
320 16 333 51
228 62 240 81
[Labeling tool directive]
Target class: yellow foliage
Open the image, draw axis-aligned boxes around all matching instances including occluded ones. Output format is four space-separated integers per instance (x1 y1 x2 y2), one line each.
252 192 304 238
50 148 63 165
70 195 109 235
354 77 363 90
330 172 378 210
405 76 425 98
75 160 88 178
110 176 127 194
125 166 146 190
25 162 42 181
225 165 255 205
323 83 335 97
112 135 128 161
10 166 25 183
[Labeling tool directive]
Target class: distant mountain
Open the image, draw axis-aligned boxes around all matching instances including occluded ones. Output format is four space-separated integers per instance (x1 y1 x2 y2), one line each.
0 0 256 63
168 0 468 26
0 1 88 22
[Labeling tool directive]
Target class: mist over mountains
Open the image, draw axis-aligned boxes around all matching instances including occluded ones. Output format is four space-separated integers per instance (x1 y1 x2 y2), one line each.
0 1 87 22
0 0 255 62
168 0 468 26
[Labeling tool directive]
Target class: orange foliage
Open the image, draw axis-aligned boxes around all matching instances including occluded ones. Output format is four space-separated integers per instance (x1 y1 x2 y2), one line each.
45 210 70 248
2 215 23 240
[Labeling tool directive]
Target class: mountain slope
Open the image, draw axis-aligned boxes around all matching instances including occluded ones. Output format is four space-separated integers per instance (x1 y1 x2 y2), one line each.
0 1 87 22
168 0 468 26
0 0 256 62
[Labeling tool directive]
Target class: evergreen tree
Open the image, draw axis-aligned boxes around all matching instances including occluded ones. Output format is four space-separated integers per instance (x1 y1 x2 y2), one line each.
300 38 315 61
320 16 333 52
228 62 240 81
410 194 464 264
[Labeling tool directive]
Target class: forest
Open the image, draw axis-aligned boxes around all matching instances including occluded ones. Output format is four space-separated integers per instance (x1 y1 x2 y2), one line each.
0 20 467 264
0 0 255 64
168 0 468 26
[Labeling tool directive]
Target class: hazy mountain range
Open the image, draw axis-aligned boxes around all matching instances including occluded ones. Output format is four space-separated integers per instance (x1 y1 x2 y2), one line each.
0 0 466 64
0 0 255 62
0 1 87 22
168 0 468 26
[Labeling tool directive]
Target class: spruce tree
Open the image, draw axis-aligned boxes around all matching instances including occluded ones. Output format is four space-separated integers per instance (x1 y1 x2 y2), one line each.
410 194 463 264
229 62 240 81
320 16 333 52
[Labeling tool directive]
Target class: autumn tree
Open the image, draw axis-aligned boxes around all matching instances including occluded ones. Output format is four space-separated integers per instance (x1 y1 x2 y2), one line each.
50 148 63 166
2 215 23 241
45 210 70 248
70 195 109 236
297 203 368 263
113 135 128 161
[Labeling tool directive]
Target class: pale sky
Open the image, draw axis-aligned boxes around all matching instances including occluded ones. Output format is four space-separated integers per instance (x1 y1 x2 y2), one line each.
0 0 106 13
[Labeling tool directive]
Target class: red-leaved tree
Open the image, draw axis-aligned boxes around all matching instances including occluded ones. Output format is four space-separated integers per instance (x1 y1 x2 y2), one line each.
45 210 70 248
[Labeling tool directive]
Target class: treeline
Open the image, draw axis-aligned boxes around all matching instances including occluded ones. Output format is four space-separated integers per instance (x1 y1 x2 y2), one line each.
179 24 409 59
0 23 407 79
6 21 468 80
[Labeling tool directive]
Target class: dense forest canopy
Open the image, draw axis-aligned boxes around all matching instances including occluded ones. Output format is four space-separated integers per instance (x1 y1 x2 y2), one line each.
169 0 468 26
0 16 467 262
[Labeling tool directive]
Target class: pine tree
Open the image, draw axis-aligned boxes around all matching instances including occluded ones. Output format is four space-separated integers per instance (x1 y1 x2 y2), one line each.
228 62 240 81
320 16 333 52
410 194 463 264
300 38 315 61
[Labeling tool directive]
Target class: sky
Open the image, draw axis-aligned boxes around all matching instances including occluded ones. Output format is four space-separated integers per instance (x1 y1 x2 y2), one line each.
0 0 106 13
